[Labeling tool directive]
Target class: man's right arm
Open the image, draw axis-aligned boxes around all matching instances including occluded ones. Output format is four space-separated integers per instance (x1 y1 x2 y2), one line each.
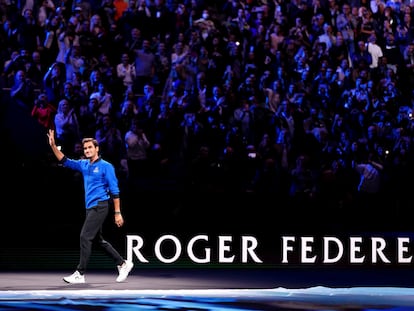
47 129 65 161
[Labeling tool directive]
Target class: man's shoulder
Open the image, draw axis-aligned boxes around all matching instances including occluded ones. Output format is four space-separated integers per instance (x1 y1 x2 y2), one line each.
98 157 115 168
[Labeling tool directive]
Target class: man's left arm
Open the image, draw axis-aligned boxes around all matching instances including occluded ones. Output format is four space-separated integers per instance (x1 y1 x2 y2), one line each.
113 197 124 227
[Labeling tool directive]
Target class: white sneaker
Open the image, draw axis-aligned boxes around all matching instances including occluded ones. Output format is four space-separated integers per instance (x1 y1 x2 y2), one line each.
63 271 85 284
116 260 134 282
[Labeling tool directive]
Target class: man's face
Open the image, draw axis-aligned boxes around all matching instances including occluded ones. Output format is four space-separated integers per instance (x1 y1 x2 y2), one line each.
83 142 98 159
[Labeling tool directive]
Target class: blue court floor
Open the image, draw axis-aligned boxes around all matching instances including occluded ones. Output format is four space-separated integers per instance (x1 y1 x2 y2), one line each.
1 268 414 310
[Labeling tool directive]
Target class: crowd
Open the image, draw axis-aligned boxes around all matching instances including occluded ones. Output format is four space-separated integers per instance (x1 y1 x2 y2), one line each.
1 0 414 218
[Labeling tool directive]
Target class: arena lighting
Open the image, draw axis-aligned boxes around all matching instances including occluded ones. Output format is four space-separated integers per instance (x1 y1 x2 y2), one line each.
126 235 414 265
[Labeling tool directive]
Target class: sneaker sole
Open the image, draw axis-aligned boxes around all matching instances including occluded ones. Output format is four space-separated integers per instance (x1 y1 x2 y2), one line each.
63 278 85 284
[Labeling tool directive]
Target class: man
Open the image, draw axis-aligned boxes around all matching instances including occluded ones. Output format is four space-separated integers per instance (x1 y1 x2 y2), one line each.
47 129 133 284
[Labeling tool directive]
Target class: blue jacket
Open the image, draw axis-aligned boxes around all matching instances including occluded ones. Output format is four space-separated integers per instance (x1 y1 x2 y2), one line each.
61 156 120 209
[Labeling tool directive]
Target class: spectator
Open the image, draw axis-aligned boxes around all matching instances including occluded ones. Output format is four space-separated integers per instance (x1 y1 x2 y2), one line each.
95 114 125 174
31 92 56 130
116 52 136 94
124 119 151 181
10 69 35 112
133 39 155 94
89 81 114 116
64 44 85 83
43 62 65 107
26 50 48 88
54 98 81 154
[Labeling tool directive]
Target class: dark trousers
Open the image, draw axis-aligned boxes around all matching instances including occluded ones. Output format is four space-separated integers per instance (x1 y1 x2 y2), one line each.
77 201 124 274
